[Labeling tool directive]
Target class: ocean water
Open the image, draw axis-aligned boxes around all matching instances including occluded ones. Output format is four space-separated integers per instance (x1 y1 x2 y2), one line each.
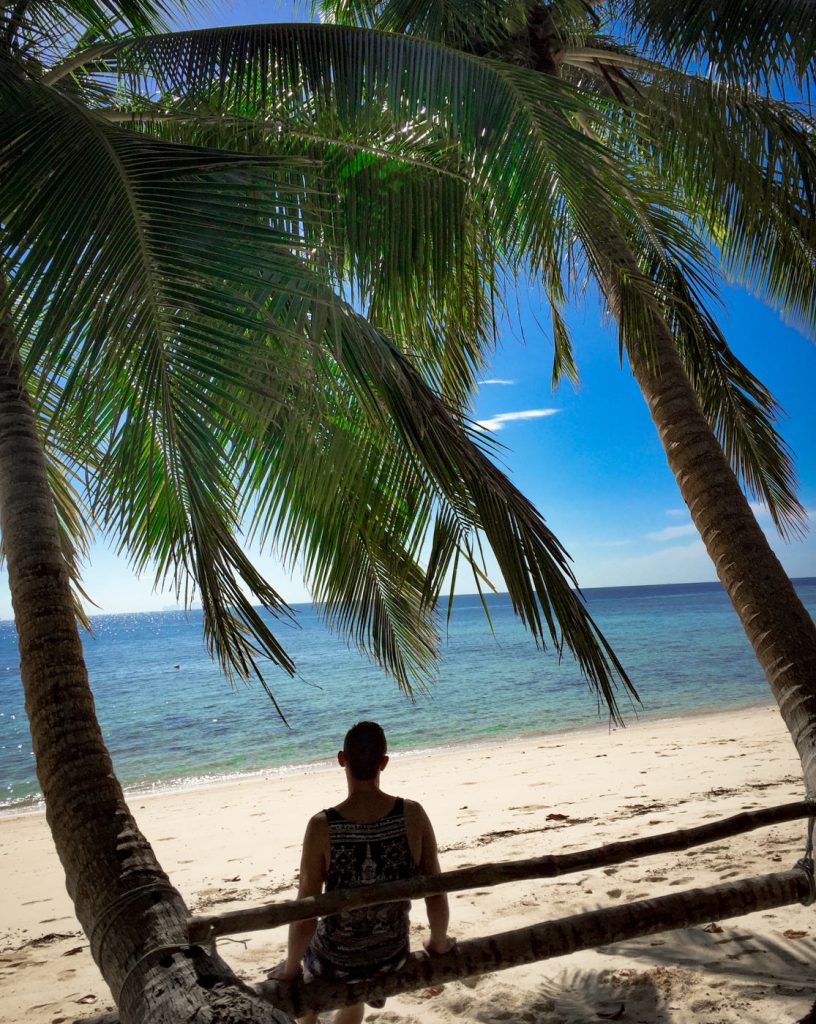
1 579 814 812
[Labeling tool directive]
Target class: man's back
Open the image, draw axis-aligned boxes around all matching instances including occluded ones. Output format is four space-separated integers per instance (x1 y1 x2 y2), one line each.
309 795 416 976
269 721 454 1024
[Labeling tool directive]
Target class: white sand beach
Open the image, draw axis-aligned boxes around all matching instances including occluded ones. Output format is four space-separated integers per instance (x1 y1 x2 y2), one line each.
2 703 815 1024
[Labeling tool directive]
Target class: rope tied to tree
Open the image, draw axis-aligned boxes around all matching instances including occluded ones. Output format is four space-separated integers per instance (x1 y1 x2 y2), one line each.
795 814 816 907
88 880 183 969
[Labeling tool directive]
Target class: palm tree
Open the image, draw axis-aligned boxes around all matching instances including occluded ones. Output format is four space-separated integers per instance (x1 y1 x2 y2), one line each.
305 0 816 790
3 2 814 1020
0 2 651 1021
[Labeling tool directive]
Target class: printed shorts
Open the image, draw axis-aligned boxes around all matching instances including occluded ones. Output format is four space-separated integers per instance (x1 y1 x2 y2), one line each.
303 946 409 1009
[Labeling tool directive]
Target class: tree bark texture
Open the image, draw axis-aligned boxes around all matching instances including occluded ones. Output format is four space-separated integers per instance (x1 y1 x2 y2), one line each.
259 867 814 1016
0 293 290 1024
189 799 816 940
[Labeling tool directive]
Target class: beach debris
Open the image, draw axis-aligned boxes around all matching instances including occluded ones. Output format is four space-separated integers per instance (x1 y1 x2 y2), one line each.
62 945 84 956
546 813 568 821
784 929 808 939
74 993 97 1004
417 985 445 999
28 931 75 946
702 922 724 933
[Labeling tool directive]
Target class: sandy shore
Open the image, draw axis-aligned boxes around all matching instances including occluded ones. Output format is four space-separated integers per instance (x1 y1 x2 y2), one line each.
2 703 815 1024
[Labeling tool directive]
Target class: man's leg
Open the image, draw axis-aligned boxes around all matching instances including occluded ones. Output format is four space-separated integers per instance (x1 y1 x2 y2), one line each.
334 1003 364 1024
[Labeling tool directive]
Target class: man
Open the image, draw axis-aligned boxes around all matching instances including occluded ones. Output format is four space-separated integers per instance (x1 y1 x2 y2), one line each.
269 721 456 1024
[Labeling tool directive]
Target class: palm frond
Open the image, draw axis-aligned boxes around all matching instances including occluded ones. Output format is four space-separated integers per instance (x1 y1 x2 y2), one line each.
609 0 816 90
0 0 178 67
550 301 580 388
3 58 633 710
1 68 335 689
46 454 97 631
57 22 648 272
312 300 636 718
316 0 601 53
57 21 663 407
239 405 440 696
315 0 527 49
572 58 816 339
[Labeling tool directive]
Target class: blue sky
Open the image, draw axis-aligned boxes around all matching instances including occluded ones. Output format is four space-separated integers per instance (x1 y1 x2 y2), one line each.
0 3 813 618
472 280 815 592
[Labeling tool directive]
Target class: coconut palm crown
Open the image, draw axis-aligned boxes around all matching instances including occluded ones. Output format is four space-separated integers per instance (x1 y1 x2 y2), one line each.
2 0 650 705
311 0 816 784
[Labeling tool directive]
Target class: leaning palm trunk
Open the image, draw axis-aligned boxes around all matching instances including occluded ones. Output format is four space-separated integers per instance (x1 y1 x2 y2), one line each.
0 294 290 1024
624 300 816 789
586 227 816 790
524 12 816 796
261 868 812 1016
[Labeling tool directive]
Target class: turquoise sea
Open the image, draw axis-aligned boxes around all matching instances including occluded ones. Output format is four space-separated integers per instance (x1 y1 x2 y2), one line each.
1 579 814 812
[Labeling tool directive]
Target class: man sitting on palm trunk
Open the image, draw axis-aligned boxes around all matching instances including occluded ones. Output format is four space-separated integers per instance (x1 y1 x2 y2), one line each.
270 720 455 1024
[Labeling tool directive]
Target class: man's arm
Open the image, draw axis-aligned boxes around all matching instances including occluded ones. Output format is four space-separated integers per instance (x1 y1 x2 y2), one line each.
275 813 328 980
413 802 455 955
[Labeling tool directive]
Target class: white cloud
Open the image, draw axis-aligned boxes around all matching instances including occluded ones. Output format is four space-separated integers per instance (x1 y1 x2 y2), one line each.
479 378 515 385
576 539 715 588
646 523 699 542
665 508 687 518
476 408 558 432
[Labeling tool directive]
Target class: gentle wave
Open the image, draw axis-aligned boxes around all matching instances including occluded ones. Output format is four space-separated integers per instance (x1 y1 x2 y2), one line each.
1 580 814 812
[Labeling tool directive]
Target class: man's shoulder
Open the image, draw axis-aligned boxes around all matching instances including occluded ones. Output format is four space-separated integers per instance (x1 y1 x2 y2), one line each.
402 797 430 831
401 797 424 814
304 809 330 835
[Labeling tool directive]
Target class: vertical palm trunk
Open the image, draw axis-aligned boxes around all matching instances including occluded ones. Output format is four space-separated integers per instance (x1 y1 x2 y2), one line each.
0 289 289 1023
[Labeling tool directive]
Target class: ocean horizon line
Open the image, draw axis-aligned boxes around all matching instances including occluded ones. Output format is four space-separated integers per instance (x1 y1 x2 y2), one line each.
3 576 814 625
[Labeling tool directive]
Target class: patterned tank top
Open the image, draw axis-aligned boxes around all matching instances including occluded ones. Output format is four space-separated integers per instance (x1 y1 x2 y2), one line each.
309 797 418 975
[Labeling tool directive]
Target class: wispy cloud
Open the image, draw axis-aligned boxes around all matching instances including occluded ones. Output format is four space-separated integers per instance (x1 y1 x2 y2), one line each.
665 508 687 519
479 378 515 386
646 523 699 542
476 408 559 432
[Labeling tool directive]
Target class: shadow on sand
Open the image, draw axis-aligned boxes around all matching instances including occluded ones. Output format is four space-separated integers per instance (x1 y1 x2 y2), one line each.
466 923 816 1024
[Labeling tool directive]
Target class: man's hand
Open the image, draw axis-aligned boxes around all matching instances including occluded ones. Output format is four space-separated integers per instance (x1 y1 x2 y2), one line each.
266 960 303 982
423 935 457 956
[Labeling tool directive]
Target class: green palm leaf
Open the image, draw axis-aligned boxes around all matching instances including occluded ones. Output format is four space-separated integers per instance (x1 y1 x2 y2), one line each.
566 53 816 338
3 54 634 710
609 0 816 89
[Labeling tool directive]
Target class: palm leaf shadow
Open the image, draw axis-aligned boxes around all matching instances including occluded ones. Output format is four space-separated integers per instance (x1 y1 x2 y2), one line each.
470 967 670 1023
597 925 816 1018
443 926 816 1023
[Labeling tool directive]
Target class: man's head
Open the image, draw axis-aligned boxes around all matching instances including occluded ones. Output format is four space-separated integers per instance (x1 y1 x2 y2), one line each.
340 721 388 780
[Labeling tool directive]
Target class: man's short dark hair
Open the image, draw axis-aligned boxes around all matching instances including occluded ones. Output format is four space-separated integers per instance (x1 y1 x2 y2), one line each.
343 721 387 780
